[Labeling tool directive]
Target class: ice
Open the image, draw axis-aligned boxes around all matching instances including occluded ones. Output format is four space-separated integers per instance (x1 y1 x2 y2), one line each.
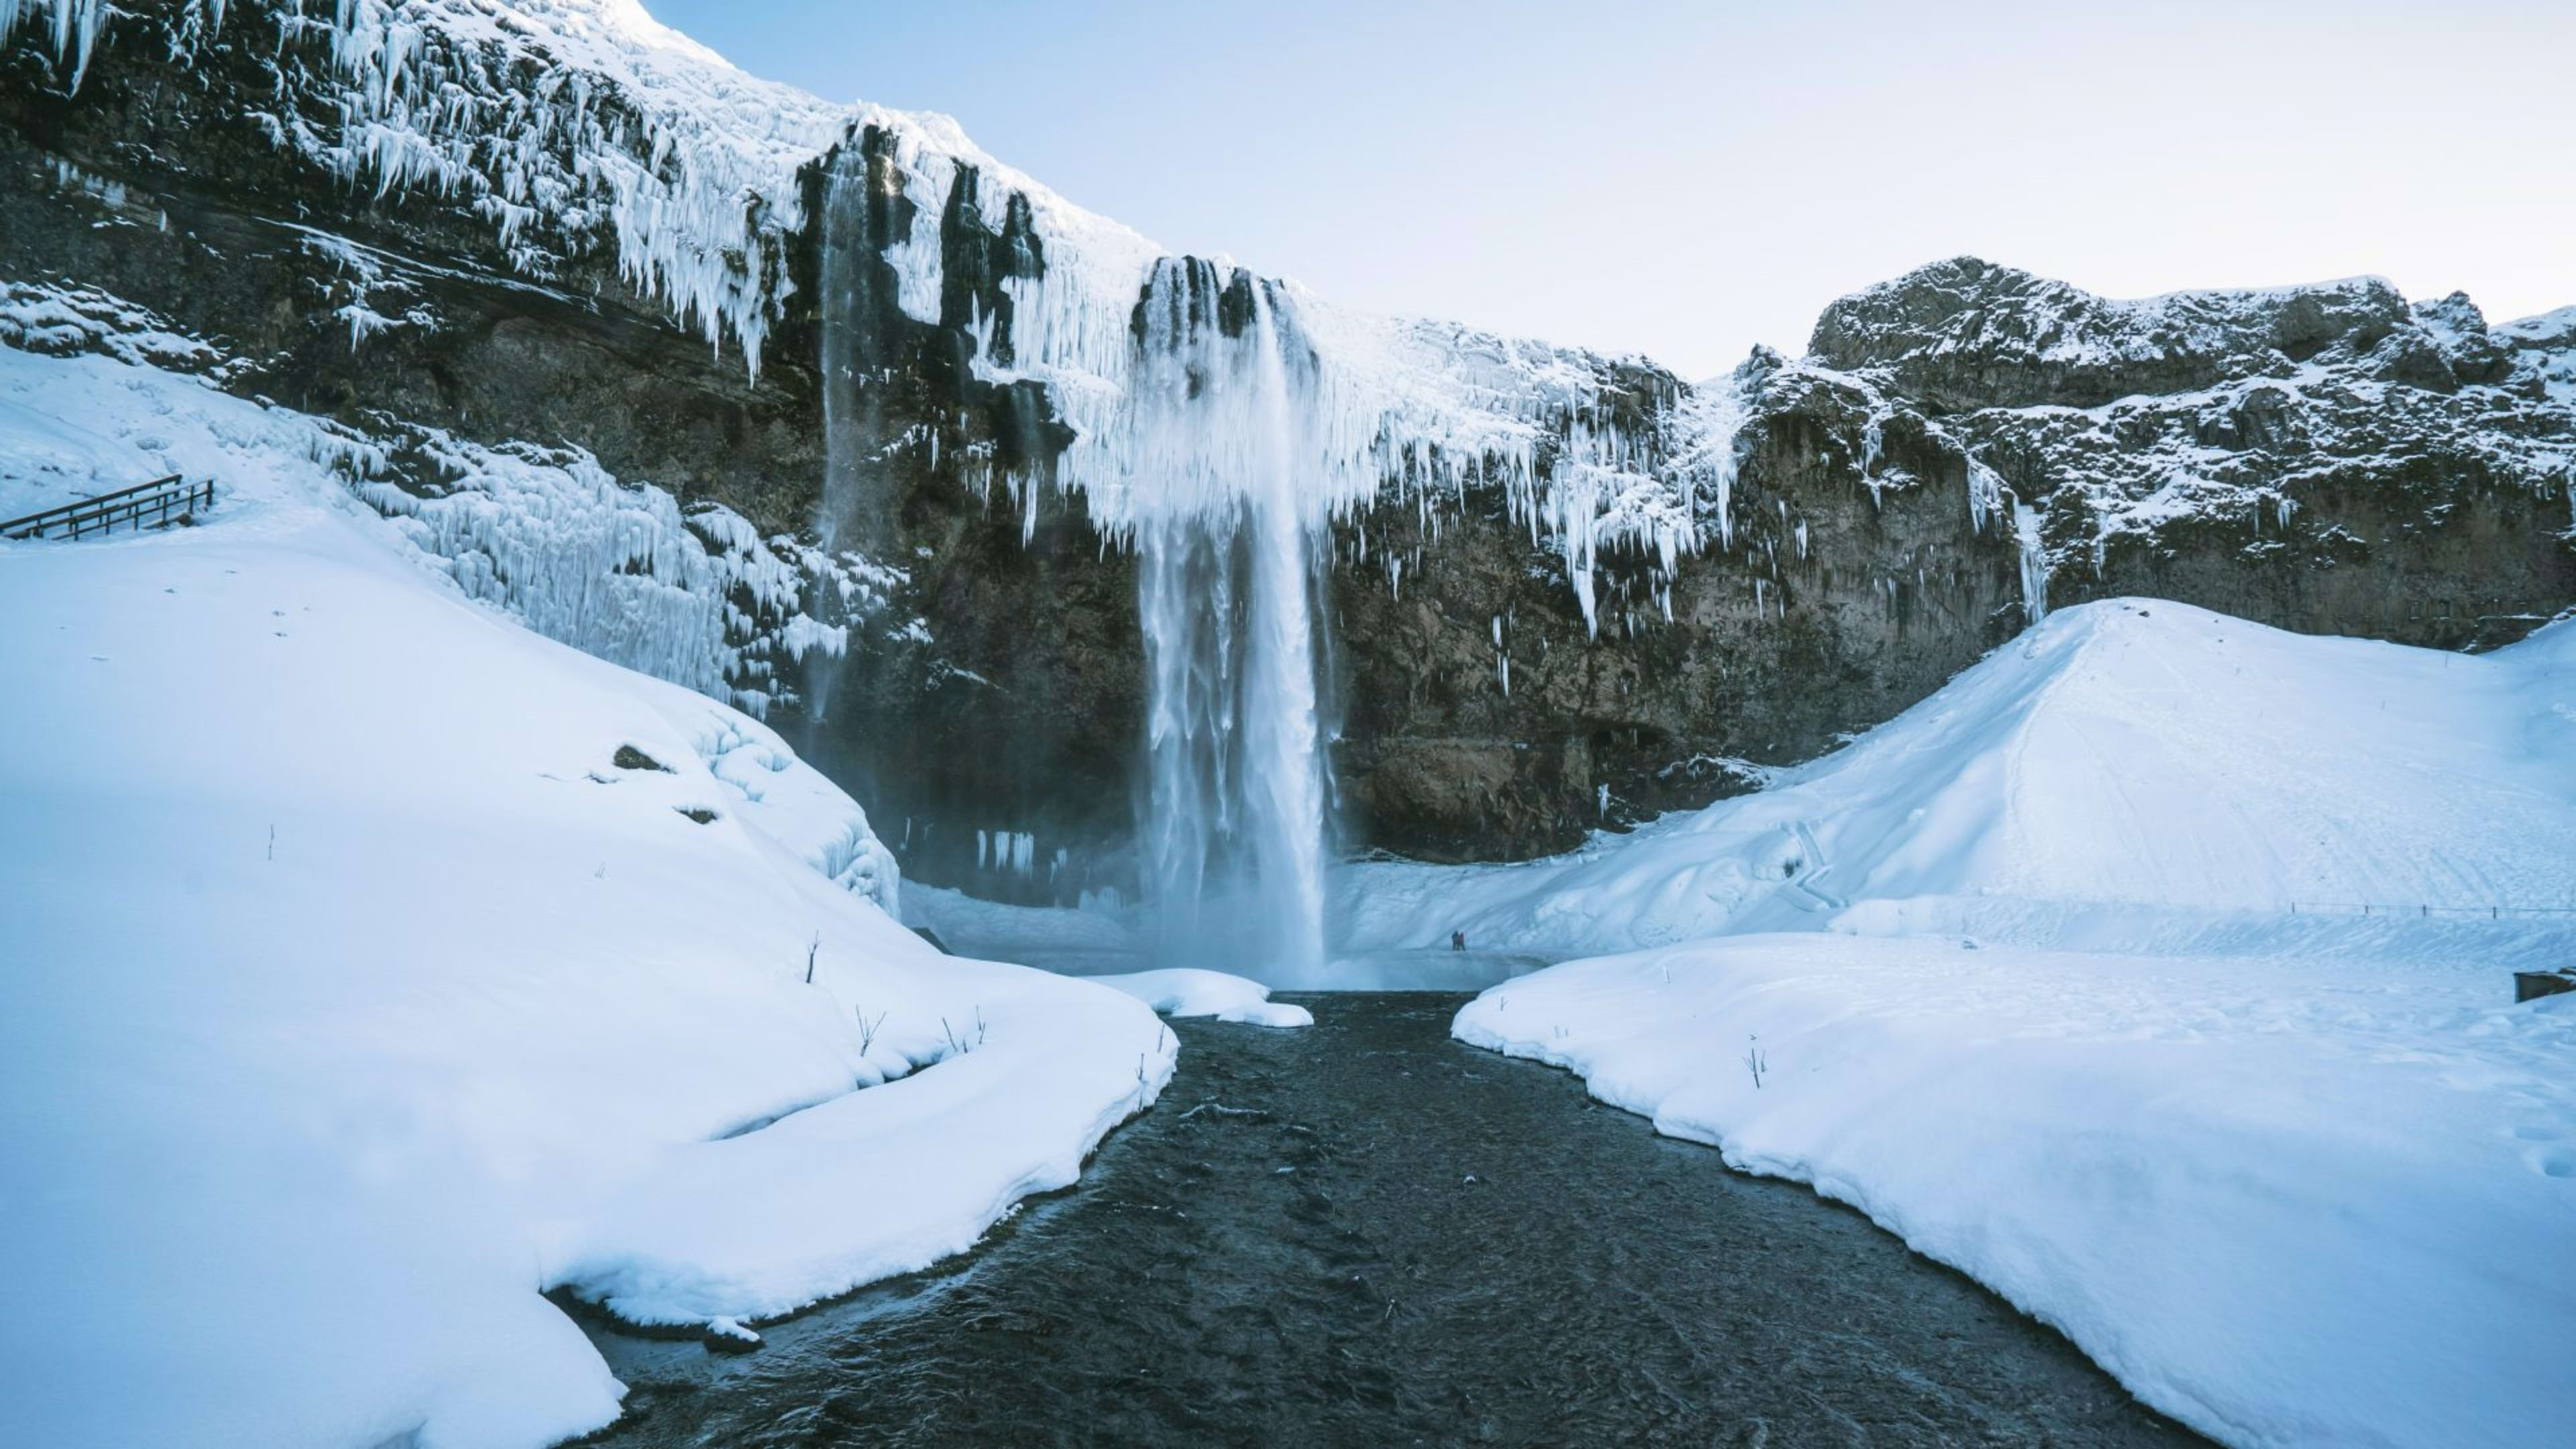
0 341 1173 1448
2008 489 2050 625
29 0 1762 673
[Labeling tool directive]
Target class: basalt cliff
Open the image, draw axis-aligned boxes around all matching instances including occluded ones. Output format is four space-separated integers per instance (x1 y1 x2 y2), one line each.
7 0 2571 900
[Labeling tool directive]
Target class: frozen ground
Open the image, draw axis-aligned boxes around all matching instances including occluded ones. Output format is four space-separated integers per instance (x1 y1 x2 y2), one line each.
1416 602 2576 1447
0 345 1250 1448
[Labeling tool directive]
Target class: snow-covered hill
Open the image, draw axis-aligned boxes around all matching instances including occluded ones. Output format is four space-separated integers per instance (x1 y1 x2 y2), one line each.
1336 595 2576 1447
0 340 1187 1448
1343 598 2576 955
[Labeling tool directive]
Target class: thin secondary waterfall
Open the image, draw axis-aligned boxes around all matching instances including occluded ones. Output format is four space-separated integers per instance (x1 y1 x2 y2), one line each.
1125 259 1335 985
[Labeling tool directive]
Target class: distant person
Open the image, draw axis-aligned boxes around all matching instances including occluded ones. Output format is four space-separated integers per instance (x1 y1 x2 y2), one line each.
1451 929 1466 953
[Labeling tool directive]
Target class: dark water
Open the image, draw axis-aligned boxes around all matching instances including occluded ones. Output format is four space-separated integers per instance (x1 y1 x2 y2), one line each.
576 994 2202 1448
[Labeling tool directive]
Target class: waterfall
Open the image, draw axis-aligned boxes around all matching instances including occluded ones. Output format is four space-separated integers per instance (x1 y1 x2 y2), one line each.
808 125 1727 981
1124 259 1336 985
806 144 881 731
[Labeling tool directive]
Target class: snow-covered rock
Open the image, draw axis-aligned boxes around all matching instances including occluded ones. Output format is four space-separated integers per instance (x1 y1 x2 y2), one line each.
0 279 874 718
7 3 2567 875
1091 970 1316 1030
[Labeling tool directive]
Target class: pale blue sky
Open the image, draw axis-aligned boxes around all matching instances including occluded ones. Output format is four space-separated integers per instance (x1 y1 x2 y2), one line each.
653 0 2576 378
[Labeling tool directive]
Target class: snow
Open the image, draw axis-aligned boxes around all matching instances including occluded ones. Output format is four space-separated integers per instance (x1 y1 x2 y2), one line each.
904 881 1144 957
0 343 1174 1447
1456 933 2576 1449
899 884 1309 1020
1090 970 1315 1030
2500 305 2576 411
1385 598 2576 1446
1795 260 2576 592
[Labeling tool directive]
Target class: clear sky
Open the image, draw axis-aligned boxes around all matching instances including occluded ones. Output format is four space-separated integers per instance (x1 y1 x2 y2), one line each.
651 0 2575 379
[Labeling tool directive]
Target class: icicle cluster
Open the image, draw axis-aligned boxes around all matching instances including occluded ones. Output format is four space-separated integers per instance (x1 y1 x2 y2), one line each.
350 423 864 717
21 0 1749 631
12 0 854 376
0 0 132 89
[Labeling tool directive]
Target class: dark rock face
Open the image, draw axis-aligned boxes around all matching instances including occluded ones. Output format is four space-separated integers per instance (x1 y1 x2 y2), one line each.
7 9 2571 885
792 127 1139 898
1330 352 2027 860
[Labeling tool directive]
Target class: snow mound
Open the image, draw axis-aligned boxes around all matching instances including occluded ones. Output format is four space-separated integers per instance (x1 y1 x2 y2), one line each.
0 351 1171 1447
1344 599 2576 957
1091 970 1315 1029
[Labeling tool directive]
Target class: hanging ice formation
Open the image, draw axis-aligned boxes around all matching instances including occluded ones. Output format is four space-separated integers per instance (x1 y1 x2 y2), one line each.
11 0 1745 977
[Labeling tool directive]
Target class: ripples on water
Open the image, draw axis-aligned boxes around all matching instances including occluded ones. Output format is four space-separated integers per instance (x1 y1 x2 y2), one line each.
579 995 2202 1448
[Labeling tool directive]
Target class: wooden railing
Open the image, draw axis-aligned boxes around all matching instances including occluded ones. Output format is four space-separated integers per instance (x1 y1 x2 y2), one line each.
0 475 213 540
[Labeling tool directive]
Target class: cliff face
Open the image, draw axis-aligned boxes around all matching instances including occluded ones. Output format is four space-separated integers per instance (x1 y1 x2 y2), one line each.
1804 258 2576 651
7 3 2571 890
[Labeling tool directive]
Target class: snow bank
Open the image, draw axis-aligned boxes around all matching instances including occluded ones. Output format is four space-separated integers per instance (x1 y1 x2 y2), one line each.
1411 596 2576 1446
1455 934 2576 1448
0 349 1171 1447
1091 970 1314 1029
899 885 1309 1022
1344 600 2576 957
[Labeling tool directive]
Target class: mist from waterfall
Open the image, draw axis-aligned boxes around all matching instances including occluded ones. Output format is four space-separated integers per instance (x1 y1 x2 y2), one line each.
1124 258 1336 985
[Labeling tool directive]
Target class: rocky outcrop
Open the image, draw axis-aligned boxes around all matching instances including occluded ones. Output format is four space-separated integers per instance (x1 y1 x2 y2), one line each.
1801 257 2575 652
6 4 2571 890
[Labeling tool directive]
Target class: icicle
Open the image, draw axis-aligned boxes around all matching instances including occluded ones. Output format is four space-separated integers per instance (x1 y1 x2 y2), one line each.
2008 491 2051 627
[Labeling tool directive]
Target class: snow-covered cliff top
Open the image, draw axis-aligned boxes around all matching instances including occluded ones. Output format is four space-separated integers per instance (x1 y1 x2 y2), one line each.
1801 255 2546 411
